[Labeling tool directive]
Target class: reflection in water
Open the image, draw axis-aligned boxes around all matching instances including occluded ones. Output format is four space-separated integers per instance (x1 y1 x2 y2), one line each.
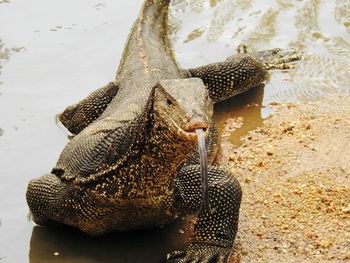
0 40 10 61
0 39 10 75
29 219 189 263
0 39 24 76
243 8 278 47
335 0 350 35
208 0 252 42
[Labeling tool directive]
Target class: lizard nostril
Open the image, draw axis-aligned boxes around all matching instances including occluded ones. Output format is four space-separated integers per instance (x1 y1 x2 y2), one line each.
51 167 64 177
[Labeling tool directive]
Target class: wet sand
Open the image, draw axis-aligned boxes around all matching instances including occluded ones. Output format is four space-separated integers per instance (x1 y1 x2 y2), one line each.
223 96 350 262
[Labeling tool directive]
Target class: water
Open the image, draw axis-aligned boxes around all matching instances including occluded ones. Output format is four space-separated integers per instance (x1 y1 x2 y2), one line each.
0 0 349 262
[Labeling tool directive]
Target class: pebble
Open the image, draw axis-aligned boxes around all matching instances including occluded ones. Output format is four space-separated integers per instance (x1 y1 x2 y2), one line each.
342 205 350 214
318 240 332 249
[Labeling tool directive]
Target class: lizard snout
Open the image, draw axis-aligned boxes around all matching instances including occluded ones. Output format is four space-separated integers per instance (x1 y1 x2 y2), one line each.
184 119 209 133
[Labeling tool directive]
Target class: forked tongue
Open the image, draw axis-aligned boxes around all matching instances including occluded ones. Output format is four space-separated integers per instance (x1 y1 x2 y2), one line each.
195 128 209 211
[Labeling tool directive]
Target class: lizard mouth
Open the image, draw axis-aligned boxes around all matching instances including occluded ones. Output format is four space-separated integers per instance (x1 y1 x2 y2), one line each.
167 114 209 141
177 121 209 141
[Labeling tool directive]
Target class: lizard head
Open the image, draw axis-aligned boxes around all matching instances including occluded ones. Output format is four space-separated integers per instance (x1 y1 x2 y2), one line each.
153 78 213 141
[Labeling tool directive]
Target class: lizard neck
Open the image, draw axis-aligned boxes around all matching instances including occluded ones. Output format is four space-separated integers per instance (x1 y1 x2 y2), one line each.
140 110 196 183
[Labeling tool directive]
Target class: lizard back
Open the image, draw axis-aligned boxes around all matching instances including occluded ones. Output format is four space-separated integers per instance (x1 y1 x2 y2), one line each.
101 0 181 120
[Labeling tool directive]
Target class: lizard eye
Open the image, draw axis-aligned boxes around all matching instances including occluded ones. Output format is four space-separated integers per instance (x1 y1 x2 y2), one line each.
166 99 173 106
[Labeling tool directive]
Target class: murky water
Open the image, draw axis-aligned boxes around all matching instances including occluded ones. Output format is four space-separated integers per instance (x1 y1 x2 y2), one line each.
0 0 349 262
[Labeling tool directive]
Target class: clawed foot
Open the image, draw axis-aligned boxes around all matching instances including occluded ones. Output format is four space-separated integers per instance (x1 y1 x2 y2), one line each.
166 244 232 263
235 44 303 70
252 48 303 70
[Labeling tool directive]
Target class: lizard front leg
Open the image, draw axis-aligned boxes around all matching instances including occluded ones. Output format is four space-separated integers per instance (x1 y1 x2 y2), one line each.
167 165 242 263
58 81 119 134
183 48 302 103
184 56 267 103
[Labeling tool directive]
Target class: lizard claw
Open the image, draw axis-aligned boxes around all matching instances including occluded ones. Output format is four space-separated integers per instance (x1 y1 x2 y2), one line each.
228 45 303 70
251 48 303 70
166 250 186 261
166 244 231 263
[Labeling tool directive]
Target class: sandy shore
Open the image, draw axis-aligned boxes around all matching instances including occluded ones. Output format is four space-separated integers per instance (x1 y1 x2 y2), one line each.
225 96 350 263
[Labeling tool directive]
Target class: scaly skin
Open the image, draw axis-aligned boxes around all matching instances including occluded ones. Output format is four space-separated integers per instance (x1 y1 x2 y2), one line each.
28 77 213 233
27 0 301 262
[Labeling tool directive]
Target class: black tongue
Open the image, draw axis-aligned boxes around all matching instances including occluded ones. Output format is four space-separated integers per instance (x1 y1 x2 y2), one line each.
195 128 209 211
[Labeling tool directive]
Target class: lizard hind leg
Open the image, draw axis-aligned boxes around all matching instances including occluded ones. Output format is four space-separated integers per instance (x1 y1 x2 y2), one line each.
26 173 69 227
167 165 242 262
